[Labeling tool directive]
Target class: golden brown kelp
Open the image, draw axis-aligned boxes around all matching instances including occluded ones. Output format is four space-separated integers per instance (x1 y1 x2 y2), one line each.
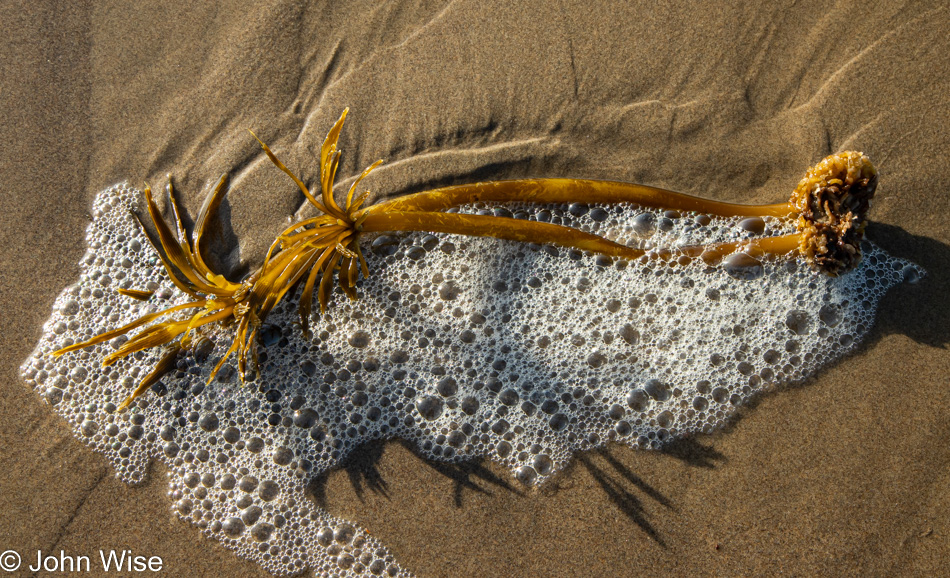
253 109 876 321
52 176 266 408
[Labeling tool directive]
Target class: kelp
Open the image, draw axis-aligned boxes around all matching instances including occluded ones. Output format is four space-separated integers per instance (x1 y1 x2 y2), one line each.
53 109 878 409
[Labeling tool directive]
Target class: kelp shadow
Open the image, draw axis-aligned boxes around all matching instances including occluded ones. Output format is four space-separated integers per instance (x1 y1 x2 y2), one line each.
200 194 247 281
573 448 671 547
307 435 728 548
401 441 522 508
308 440 390 508
571 438 725 547
307 438 522 511
864 222 950 349
660 436 728 469
132 177 245 281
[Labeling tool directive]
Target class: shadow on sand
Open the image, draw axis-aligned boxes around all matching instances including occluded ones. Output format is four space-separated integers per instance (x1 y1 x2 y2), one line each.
308 435 727 547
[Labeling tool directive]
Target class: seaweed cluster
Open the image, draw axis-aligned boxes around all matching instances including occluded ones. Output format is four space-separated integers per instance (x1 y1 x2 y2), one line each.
790 150 878 275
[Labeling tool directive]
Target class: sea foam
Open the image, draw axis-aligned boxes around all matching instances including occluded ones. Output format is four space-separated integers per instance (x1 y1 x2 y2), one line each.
22 183 922 576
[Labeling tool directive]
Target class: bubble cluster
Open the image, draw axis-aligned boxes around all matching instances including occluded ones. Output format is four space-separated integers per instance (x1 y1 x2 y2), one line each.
21 184 922 576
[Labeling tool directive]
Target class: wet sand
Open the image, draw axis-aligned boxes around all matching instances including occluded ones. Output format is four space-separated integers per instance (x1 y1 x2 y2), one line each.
1 1 948 576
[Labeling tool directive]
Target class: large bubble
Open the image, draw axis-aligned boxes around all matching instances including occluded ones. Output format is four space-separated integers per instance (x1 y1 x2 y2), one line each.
21 184 922 576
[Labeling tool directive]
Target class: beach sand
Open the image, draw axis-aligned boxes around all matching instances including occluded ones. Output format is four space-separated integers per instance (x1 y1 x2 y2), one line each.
1 1 948 576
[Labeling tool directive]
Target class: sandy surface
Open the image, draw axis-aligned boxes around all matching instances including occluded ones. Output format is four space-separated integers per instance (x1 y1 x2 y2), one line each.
2 1 949 576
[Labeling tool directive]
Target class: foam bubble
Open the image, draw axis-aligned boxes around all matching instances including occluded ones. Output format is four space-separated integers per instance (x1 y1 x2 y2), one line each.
21 184 922 576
